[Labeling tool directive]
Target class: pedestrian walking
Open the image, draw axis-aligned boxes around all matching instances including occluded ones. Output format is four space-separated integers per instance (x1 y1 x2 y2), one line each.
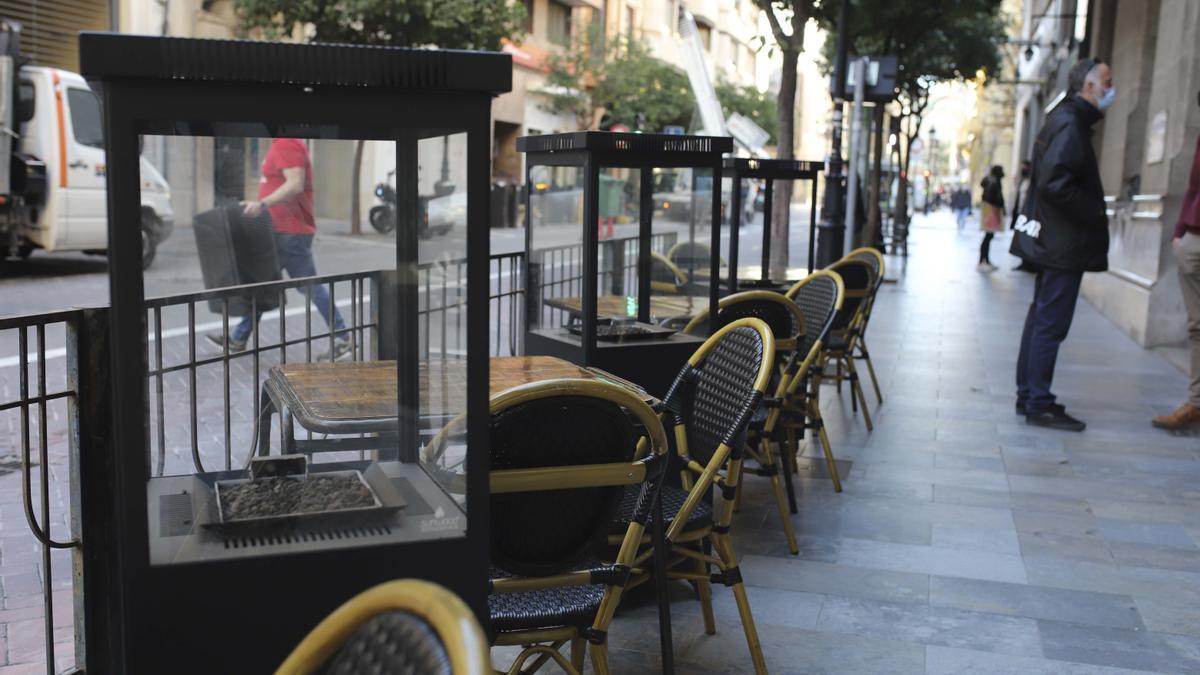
207 138 351 360
952 185 971 229
1010 58 1114 432
1153 90 1200 431
978 166 1005 271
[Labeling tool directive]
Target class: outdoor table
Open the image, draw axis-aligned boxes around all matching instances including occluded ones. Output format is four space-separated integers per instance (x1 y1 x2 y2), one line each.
544 294 711 325
254 354 677 672
255 356 659 455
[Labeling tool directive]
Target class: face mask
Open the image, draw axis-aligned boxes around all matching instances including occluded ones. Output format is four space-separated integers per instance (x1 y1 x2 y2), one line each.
1098 86 1116 111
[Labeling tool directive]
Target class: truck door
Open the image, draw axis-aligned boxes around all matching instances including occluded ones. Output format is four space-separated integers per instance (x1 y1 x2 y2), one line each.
61 83 107 249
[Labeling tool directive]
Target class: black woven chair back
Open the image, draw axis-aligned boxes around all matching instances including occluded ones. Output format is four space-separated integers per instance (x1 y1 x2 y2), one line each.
671 325 766 465
319 610 451 675
490 396 637 577
850 250 882 290
712 298 801 349
790 274 840 358
826 259 872 332
670 241 712 267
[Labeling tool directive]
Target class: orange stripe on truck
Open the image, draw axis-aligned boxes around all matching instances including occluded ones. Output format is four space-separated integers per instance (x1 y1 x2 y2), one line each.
52 71 67 188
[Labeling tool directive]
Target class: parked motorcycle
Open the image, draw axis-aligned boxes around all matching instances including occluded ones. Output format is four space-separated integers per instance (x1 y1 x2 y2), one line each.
369 169 396 234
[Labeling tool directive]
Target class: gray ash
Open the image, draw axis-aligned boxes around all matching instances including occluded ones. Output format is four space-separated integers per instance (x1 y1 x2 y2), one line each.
220 474 376 521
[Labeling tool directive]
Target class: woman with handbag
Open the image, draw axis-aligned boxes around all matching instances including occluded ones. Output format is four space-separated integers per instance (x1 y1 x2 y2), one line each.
978 165 1006 271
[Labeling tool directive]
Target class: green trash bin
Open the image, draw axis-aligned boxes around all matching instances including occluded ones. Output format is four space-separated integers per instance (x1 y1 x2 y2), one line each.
598 174 625 219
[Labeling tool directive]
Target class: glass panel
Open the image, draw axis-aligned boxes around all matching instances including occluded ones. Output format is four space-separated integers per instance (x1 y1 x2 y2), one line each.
527 163 584 338
142 129 469 565
595 166 640 327
651 167 714 326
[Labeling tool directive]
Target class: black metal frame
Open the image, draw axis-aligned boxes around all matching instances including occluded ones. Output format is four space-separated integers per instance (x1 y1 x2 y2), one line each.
82 33 508 674
518 132 732 398
724 158 823 293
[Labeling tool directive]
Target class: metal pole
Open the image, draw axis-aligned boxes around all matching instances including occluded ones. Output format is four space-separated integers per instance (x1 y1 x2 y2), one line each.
815 0 851 268
844 57 867 255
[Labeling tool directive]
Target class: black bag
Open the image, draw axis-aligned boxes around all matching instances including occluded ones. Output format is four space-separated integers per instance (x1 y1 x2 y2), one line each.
193 205 282 316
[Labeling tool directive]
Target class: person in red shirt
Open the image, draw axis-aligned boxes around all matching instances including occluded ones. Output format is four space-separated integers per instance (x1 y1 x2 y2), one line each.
207 138 348 359
1154 91 1200 430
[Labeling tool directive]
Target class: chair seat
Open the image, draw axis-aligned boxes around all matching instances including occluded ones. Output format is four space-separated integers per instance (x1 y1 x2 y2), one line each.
613 483 712 532
488 582 606 634
826 334 848 351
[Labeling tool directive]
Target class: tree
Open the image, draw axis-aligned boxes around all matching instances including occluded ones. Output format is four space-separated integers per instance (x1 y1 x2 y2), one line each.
814 0 1005 247
543 30 693 132
715 80 778 145
234 0 526 233
755 0 819 277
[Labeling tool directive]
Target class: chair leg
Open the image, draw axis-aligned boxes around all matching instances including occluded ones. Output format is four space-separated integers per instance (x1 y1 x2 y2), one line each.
859 339 883 404
711 533 768 675
588 641 610 675
570 638 585 672
810 401 842 492
765 441 799 554
693 548 716 635
847 359 873 431
835 360 843 394
847 358 858 413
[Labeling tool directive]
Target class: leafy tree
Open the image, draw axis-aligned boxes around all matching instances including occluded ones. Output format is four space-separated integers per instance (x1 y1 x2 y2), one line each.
543 29 693 132
233 0 526 233
754 0 819 275
715 80 778 144
814 0 1005 245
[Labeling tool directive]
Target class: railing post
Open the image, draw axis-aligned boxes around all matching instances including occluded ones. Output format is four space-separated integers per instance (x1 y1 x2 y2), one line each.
609 239 624 296
68 306 121 674
374 270 399 361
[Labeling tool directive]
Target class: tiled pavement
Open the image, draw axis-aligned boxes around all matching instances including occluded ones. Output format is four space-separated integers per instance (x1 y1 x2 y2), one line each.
5 209 1200 673
499 211 1200 673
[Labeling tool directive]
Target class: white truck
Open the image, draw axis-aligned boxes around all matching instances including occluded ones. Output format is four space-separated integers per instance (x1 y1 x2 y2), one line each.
1 20 173 268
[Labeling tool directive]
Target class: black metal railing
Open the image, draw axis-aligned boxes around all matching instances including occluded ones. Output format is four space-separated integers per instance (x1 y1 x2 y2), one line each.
0 309 83 675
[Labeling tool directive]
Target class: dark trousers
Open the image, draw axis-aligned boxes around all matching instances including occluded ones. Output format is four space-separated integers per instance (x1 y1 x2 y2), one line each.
979 232 995 263
1016 267 1083 411
233 233 346 342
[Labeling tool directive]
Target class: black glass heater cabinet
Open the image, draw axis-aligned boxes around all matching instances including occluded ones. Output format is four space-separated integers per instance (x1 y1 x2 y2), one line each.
518 132 732 397
79 33 507 674
723 157 823 293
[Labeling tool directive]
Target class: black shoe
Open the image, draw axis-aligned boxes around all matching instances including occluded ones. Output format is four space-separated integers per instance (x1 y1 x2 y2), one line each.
1016 401 1063 416
205 332 247 353
1026 407 1085 432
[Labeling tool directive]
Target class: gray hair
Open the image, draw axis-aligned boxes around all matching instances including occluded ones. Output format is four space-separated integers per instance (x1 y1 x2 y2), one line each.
1068 58 1104 95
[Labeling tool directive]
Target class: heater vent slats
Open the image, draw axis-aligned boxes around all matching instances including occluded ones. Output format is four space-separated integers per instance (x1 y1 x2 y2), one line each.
222 524 394 550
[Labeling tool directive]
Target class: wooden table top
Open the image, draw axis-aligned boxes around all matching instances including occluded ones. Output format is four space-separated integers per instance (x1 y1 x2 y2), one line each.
268 355 651 430
545 294 712 321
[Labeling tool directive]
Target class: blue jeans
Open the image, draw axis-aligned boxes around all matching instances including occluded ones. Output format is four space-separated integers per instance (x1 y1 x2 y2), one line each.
232 233 346 342
1016 267 1083 412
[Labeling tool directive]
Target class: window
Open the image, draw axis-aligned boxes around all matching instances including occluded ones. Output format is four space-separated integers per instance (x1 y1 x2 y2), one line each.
522 0 534 33
67 88 104 149
626 6 636 39
548 0 572 46
697 25 712 51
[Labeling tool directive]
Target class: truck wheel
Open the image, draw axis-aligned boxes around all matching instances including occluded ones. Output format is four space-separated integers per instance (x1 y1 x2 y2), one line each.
141 215 159 270
368 206 395 234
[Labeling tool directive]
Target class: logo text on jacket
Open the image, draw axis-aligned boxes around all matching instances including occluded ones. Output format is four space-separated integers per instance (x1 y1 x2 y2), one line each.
1013 214 1042 239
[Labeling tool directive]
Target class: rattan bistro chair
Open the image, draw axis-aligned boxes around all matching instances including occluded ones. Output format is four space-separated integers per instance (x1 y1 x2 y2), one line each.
610 318 776 675
818 258 876 432
682 292 806 555
846 247 885 404
277 579 491 675
650 251 688 294
486 379 670 675
783 271 846 494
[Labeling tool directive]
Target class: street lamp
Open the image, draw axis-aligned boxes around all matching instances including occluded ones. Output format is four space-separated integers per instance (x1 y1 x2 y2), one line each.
814 0 851 268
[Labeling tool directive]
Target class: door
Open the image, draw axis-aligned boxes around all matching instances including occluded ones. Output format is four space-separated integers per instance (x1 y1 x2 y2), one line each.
61 85 108 249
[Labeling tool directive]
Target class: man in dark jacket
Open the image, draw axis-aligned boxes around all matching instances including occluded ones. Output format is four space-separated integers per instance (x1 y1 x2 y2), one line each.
1011 58 1113 431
